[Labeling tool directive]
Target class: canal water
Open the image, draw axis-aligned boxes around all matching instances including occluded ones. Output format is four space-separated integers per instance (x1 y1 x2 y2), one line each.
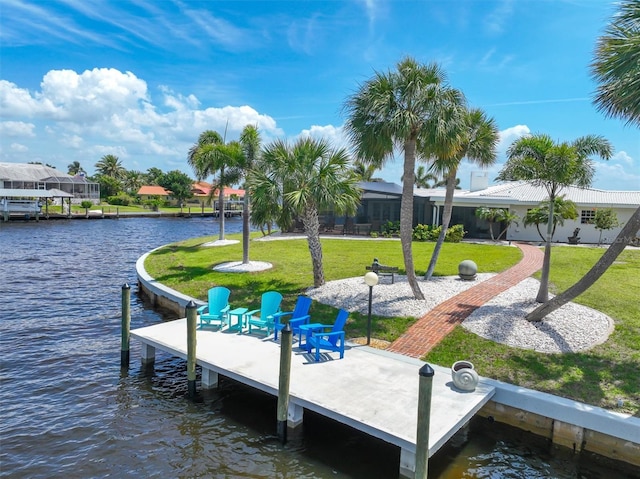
0 217 635 478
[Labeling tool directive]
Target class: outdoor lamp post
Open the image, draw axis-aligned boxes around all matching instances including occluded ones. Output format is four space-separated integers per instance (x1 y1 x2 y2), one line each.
364 271 379 345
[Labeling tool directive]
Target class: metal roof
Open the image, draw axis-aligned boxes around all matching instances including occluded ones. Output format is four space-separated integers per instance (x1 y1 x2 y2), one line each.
422 181 640 208
0 162 72 182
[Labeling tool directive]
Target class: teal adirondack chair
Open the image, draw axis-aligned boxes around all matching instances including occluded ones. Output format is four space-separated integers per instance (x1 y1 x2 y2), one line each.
305 309 349 361
246 291 283 336
273 295 312 341
197 286 231 329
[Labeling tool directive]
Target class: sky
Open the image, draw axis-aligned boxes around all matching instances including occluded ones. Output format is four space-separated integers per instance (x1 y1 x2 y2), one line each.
1 0 639 191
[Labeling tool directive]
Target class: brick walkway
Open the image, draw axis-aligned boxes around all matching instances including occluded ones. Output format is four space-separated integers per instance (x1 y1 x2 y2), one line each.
387 242 544 358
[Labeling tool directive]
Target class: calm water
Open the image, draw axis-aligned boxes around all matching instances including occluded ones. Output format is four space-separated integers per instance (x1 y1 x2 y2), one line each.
0 217 635 478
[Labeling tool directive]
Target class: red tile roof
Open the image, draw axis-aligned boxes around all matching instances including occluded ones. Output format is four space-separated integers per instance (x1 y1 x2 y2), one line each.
138 185 170 196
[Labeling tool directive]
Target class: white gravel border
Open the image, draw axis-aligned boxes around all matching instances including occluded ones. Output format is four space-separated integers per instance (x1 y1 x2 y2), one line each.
306 274 614 354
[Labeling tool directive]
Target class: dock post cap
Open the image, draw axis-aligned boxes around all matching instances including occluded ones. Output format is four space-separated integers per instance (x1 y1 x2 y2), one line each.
419 364 435 378
122 283 130 290
186 300 197 310
282 323 292 334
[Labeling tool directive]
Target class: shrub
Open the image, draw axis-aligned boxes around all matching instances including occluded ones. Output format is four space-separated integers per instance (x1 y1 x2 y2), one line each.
413 223 439 241
445 224 466 242
80 200 94 209
107 194 133 206
381 220 400 236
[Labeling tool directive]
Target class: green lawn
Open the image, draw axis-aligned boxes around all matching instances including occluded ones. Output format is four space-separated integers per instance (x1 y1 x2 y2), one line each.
145 234 640 415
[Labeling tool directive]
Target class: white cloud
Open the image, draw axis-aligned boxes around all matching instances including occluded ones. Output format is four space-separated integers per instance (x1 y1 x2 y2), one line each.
1 68 284 173
612 150 633 166
497 124 530 153
0 121 35 137
299 124 349 149
10 143 28 152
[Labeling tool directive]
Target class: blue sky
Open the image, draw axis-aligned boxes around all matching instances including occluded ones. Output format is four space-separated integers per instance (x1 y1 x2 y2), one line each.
1 0 638 191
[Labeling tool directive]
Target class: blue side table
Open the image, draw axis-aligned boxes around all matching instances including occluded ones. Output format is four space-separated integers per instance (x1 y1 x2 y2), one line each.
227 307 248 333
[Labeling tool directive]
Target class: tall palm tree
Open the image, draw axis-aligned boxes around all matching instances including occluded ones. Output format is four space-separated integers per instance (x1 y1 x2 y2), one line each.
123 170 145 195
95 154 125 179
67 161 85 176
351 161 382 182
250 137 361 287
497 134 612 302
239 125 261 264
401 165 440 188
343 57 465 299
528 1 640 320
188 130 242 241
424 107 499 280
591 0 640 127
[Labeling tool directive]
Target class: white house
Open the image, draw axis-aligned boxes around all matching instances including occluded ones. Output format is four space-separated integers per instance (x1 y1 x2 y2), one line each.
421 173 640 245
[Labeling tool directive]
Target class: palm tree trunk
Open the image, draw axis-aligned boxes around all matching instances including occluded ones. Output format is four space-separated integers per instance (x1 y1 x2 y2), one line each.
425 168 456 280
302 207 325 287
527 206 640 321
536 195 555 302
242 193 250 264
402 139 424 300
218 174 226 241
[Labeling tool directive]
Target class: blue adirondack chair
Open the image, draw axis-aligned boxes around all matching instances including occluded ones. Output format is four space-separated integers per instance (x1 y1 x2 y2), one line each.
273 295 312 341
305 309 349 361
196 286 231 329
246 291 283 336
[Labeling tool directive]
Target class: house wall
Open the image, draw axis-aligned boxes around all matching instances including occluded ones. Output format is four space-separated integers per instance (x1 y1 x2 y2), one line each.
507 205 635 244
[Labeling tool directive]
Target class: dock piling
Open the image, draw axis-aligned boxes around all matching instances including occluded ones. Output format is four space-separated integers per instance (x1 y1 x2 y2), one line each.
186 301 198 399
120 283 131 368
277 323 293 444
414 364 435 479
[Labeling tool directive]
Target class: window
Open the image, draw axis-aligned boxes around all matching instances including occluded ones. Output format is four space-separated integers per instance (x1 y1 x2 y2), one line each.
581 210 596 224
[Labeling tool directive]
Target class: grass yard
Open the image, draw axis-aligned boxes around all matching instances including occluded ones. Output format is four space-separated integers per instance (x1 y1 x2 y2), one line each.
145 233 640 415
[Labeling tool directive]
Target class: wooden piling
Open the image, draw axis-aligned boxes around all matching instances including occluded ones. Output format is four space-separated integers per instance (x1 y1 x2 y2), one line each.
120 283 131 368
277 323 293 444
415 364 434 479
186 301 198 399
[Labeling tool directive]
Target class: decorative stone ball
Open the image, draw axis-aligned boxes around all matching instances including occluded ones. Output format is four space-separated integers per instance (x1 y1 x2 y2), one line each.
458 260 477 280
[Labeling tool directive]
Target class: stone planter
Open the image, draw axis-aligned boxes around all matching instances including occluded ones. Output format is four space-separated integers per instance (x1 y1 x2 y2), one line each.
451 360 479 391
458 260 477 280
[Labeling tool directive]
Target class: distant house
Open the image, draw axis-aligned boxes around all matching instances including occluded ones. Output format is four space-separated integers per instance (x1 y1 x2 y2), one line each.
358 173 640 244
137 182 245 211
137 185 171 202
0 162 100 204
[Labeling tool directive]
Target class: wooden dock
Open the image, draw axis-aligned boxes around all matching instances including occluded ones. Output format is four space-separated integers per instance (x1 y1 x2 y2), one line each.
131 319 495 478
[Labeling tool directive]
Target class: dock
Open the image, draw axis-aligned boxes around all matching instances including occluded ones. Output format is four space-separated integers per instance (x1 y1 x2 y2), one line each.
131 319 495 478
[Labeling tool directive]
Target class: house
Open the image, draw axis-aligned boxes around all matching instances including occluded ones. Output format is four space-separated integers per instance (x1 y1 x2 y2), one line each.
137 182 245 212
0 162 100 203
358 173 640 244
137 185 171 202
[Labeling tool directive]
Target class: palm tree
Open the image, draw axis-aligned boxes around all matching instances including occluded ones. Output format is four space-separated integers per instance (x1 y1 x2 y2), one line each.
401 165 440 188
475 207 520 241
522 196 578 242
188 130 242 241
250 137 361 287
424 107 499 280
239 125 261 264
123 170 145 195
351 161 383 182
95 154 125 179
343 57 465 299
496 134 612 302
591 0 640 127
527 0 639 321
67 161 85 176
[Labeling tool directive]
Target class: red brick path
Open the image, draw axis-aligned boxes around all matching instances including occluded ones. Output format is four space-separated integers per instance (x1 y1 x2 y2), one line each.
387 243 544 358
